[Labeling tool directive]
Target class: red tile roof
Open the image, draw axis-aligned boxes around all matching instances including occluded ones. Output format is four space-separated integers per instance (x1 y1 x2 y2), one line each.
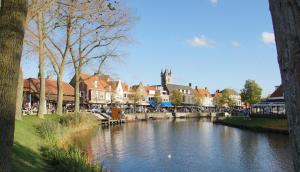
270 85 283 97
80 73 109 91
194 88 211 97
122 83 129 92
107 81 129 92
24 78 74 96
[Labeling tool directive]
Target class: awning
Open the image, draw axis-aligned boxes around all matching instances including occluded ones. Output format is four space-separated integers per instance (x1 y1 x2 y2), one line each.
149 101 157 107
161 102 173 107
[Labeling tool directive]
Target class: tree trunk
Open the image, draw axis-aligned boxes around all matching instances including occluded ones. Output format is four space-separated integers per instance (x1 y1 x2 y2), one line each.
269 0 300 171
15 68 24 120
74 70 80 113
0 0 27 171
37 12 46 118
56 74 63 114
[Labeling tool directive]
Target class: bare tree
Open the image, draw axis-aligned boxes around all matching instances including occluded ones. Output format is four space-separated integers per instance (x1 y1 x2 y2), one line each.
42 1 71 114
0 0 27 171
15 68 24 120
66 0 133 112
25 0 58 117
269 0 300 171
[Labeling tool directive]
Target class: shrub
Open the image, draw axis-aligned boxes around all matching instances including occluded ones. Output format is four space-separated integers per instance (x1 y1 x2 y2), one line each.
40 145 101 172
36 120 61 142
59 113 98 128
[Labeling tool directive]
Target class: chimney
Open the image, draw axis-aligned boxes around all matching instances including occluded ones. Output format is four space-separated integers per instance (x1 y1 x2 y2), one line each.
189 83 192 87
205 87 207 90
195 86 198 90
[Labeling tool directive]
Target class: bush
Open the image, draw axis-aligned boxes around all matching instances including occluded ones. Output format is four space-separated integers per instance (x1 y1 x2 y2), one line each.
36 120 61 142
59 113 98 128
40 145 101 172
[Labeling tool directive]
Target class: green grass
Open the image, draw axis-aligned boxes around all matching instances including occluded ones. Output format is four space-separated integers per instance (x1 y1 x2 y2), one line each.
12 114 99 172
12 115 59 172
222 117 288 130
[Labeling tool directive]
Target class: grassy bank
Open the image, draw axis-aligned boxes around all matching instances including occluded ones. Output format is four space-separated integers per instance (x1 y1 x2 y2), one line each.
12 113 100 172
214 116 289 134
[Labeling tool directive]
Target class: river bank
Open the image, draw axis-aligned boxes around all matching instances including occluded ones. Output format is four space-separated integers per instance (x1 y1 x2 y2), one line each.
213 116 289 135
12 113 100 172
124 112 211 121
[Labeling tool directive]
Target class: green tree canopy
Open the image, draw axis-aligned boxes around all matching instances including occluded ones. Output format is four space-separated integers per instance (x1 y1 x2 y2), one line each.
221 89 236 107
170 90 182 106
129 89 143 104
153 92 162 105
240 80 262 105
213 93 223 107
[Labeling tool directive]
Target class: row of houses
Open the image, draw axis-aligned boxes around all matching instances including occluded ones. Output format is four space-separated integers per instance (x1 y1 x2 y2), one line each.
23 69 244 112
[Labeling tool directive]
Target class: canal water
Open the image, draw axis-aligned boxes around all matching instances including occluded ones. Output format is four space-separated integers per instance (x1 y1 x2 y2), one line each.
72 118 293 172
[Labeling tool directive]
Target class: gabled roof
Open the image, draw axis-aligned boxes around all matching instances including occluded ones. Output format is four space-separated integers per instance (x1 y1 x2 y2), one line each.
194 88 211 97
122 83 129 92
270 85 283 98
24 78 74 96
166 84 193 94
107 80 129 92
79 73 109 91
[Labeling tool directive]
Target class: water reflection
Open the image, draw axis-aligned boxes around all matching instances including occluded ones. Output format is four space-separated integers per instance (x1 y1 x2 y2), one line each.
73 118 293 172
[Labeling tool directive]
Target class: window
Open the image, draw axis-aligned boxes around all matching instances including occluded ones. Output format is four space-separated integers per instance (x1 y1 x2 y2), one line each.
94 81 98 88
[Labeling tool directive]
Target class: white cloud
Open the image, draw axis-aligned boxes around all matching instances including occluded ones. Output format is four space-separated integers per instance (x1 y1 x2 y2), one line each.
261 32 275 45
188 35 214 48
232 41 240 48
209 0 219 5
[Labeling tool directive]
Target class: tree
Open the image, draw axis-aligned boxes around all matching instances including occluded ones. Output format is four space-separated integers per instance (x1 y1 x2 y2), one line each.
67 0 133 112
193 90 205 106
0 0 28 171
15 69 24 120
240 80 262 106
269 1 300 170
42 1 71 114
221 89 236 108
129 88 143 113
25 0 57 117
213 92 223 108
170 90 182 107
153 92 162 109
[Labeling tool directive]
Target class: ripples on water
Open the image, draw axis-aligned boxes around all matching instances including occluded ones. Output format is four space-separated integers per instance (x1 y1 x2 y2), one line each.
72 118 293 172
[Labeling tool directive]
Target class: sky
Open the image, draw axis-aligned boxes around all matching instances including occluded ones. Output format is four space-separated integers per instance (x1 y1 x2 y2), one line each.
22 0 281 96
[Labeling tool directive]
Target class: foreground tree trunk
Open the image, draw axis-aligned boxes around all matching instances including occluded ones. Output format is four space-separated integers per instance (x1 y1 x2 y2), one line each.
269 0 300 171
0 0 27 171
15 68 24 120
37 12 46 118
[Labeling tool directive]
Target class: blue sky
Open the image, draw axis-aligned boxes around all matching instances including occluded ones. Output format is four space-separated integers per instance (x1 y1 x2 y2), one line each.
23 0 280 96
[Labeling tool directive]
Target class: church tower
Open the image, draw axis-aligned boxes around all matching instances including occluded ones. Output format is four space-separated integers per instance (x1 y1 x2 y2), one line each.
161 69 172 87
